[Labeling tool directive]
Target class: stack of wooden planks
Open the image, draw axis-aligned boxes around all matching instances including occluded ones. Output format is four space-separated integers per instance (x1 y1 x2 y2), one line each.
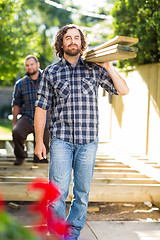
83 36 139 62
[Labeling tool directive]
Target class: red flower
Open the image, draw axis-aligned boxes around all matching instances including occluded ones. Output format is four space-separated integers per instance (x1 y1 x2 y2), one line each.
28 179 70 238
47 208 70 237
0 193 4 212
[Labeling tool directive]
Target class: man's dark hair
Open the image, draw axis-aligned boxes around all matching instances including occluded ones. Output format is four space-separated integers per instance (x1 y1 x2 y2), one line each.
54 24 88 58
24 55 39 64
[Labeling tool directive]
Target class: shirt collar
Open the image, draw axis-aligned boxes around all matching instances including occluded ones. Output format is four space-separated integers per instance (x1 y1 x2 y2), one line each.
59 56 92 70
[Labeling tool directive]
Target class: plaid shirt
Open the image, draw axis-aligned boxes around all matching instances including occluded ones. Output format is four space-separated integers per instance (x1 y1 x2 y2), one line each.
11 71 47 125
35 57 117 144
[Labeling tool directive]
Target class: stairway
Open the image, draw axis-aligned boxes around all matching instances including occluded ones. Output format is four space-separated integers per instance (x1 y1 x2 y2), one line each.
0 141 160 203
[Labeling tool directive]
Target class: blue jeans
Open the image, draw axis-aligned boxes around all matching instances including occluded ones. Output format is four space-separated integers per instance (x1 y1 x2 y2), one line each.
48 137 98 239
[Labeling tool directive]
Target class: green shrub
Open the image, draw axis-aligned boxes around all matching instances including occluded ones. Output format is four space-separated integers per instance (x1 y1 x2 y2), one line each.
112 0 160 68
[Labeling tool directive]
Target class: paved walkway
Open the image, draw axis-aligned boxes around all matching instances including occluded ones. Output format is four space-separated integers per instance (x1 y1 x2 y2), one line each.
80 221 160 240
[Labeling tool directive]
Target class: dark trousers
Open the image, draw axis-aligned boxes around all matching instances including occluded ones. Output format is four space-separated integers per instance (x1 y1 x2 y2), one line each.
12 116 49 161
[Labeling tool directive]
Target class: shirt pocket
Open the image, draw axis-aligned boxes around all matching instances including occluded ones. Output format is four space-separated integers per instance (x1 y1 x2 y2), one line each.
54 80 70 98
82 78 96 95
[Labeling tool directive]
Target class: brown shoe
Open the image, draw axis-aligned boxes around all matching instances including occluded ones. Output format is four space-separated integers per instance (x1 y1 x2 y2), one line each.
33 158 48 164
14 158 24 166
33 154 48 164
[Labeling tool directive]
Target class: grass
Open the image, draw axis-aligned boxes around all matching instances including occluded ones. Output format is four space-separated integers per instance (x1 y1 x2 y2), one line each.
0 119 12 139
0 119 12 133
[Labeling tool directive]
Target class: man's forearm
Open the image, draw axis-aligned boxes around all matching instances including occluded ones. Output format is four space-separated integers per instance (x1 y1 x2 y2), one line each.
12 106 21 127
34 107 47 159
34 106 47 144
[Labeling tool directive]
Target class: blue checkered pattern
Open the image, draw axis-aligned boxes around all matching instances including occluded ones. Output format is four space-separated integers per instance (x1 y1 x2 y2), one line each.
11 72 42 123
35 57 117 144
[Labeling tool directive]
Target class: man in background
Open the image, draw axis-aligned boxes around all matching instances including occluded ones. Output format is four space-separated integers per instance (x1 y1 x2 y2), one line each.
11 55 49 165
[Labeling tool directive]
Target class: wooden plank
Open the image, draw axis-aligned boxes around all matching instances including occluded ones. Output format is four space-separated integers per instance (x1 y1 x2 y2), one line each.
0 170 147 179
85 36 139 55
0 169 48 177
88 184 160 202
91 178 159 184
94 167 139 172
0 166 146 179
153 165 160 169
96 157 116 160
96 154 110 158
0 182 160 202
114 152 160 183
0 162 49 168
0 157 122 164
93 172 150 179
84 48 137 63
0 176 157 184
0 161 130 169
95 160 123 164
152 201 160 209
0 166 48 172
0 157 33 162
142 162 158 165
84 44 138 58
0 155 115 161
95 163 129 168
0 182 43 201
83 36 139 62
0 176 40 182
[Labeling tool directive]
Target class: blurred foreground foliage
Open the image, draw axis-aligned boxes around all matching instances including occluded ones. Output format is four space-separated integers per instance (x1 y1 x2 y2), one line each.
0 211 40 240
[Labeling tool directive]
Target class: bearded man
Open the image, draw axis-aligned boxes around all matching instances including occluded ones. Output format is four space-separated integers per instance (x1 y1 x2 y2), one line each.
11 55 49 165
34 24 129 239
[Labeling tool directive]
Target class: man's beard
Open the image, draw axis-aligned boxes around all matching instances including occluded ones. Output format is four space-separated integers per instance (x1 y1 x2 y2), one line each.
26 70 38 76
64 45 81 56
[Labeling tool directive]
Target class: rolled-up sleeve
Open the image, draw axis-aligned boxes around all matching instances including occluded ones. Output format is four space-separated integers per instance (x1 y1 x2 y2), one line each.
98 66 118 95
35 68 52 110
11 82 22 107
